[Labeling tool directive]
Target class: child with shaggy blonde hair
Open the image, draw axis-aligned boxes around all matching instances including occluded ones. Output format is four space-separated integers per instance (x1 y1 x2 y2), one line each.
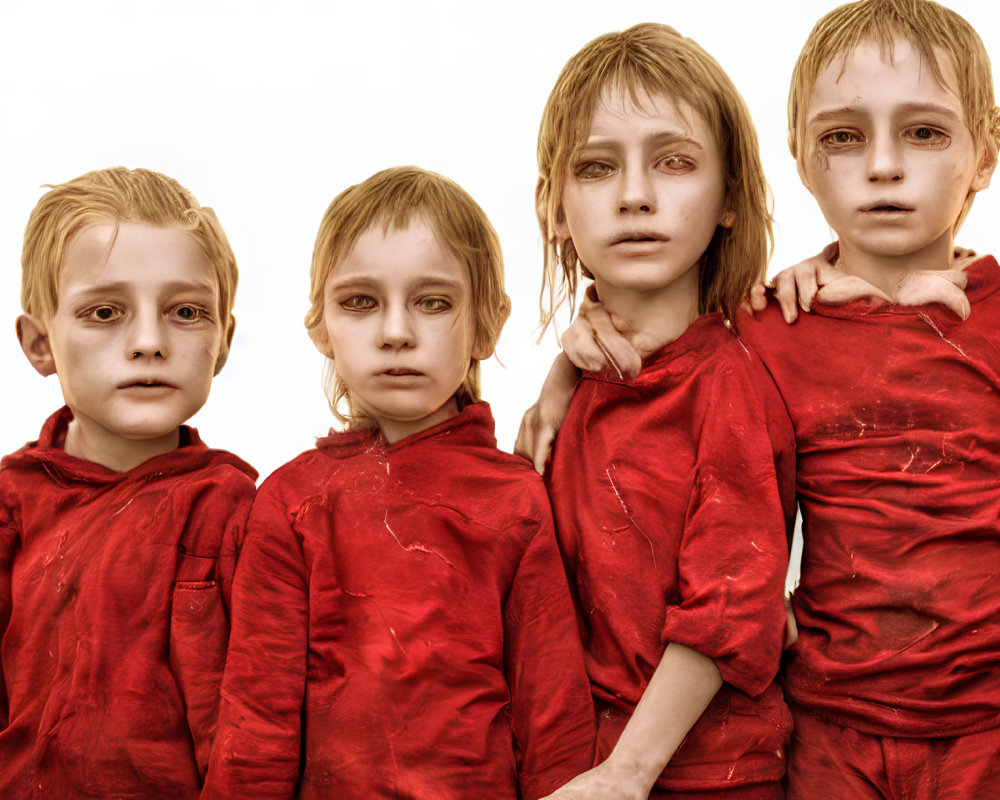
205 167 594 800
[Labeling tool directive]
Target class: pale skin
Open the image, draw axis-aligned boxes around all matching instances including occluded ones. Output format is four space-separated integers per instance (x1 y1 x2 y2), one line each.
537 88 731 800
308 217 489 445
17 222 230 473
517 38 995 473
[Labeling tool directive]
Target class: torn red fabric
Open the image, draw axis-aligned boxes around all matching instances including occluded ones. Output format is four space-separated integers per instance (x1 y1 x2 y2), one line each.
0 406 257 799
547 315 796 792
203 402 595 800
740 255 1000 738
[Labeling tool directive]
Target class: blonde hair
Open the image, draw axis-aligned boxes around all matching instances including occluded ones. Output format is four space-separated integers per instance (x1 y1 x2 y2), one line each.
788 0 1000 225
21 166 239 350
536 22 772 327
306 166 511 423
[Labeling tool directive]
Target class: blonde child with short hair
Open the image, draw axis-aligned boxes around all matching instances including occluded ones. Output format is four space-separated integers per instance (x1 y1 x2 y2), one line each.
204 166 594 800
534 24 795 799
525 2 1000 797
0 167 256 798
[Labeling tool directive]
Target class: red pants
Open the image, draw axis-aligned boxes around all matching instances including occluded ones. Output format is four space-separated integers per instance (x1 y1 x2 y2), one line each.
786 706 1000 800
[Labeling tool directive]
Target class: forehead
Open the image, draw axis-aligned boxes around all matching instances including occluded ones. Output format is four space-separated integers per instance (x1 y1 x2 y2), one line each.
60 222 216 295
333 216 470 288
807 38 962 119
587 86 713 144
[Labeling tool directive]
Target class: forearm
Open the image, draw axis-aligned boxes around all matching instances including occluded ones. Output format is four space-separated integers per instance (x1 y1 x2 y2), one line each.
605 643 722 791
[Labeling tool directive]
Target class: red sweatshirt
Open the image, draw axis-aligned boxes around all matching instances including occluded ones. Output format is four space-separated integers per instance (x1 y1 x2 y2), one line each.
203 402 595 800
739 254 1000 738
0 406 257 799
547 314 796 792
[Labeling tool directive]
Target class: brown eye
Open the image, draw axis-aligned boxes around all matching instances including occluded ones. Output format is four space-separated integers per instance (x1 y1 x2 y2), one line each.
821 130 862 148
85 305 122 322
574 161 614 179
340 295 377 311
656 155 694 173
175 305 201 321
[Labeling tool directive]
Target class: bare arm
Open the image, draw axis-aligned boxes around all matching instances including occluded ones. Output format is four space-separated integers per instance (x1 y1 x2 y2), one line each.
540 644 722 799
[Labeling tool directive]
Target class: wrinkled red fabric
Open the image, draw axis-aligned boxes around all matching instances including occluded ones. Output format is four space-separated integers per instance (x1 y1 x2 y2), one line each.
0 406 257 799
739 255 1000 738
546 315 796 792
785 705 1000 800
203 403 595 800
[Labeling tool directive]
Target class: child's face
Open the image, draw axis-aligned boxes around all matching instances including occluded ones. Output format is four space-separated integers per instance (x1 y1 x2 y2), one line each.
313 217 482 444
29 222 227 464
557 88 730 302
798 38 994 271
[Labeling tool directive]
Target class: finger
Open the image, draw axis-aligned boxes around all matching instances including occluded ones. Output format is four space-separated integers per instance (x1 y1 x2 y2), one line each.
589 310 642 380
772 269 799 324
952 244 976 261
745 282 768 314
795 267 819 313
897 277 971 320
562 321 612 372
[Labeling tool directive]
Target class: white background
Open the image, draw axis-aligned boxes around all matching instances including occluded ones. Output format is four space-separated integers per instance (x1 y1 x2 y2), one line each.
2 0 998 483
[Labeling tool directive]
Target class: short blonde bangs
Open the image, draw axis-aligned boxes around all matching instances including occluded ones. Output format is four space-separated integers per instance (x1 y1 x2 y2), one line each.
21 167 239 335
307 166 511 423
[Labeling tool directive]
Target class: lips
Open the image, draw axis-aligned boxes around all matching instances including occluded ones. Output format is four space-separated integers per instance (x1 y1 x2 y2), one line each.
381 368 423 377
861 202 914 213
118 379 175 389
610 231 667 245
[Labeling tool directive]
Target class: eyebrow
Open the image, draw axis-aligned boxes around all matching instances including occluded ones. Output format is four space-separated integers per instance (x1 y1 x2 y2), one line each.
582 131 704 150
327 275 466 292
808 102 964 125
67 280 218 299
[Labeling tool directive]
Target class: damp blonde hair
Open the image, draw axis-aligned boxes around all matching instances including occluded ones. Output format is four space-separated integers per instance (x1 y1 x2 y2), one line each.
21 166 239 356
788 0 1000 226
306 166 511 424
536 22 773 328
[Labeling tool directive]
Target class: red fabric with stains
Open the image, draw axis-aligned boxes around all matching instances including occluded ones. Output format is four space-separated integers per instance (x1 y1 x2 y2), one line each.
203 402 595 800
0 406 257 799
739 255 1000 738
785 705 1000 800
546 315 796 792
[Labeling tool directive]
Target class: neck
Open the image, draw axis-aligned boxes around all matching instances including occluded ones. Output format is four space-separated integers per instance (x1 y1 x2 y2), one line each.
594 267 700 359
837 233 956 300
64 420 180 473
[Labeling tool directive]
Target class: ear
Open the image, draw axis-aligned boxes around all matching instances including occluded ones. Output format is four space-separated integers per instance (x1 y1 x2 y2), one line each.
308 321 333 358
719 208 736 229
16 314 57 377
214 313 236 375
970 144 997 193
536 177 570 241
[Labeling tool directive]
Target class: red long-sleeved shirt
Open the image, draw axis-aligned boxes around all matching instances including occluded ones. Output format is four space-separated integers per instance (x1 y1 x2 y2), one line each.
0 406 257 799
739 255 1000 738
203 403 595 800
547 314 796 792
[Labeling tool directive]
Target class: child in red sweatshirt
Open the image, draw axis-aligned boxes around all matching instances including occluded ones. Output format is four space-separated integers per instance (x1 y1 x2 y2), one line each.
0 167 257 798
203 166 594 800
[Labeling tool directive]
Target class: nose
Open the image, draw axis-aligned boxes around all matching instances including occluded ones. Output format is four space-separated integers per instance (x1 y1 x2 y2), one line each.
867 132 904 183
377 303 415 350
127 308 167 360
618 164 656 214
